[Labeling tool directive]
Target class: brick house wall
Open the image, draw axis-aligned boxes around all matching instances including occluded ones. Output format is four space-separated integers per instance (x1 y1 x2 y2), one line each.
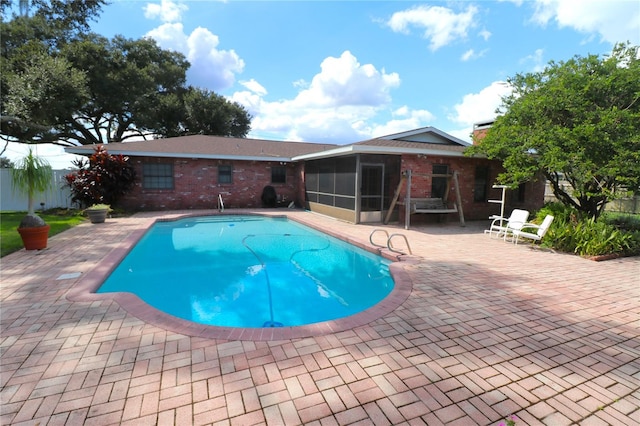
398 154 546 222
119 157 301 211
116 152 545 221
472 127 490 144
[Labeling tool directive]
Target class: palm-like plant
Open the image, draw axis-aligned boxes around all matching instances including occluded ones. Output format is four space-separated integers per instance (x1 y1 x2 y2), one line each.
11 149 53 227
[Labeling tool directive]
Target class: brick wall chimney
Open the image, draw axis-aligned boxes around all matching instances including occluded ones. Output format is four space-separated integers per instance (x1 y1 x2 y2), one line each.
472 120 494 145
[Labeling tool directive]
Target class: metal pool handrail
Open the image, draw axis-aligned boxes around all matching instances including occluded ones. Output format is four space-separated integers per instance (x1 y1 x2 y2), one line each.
369 229 390 248
369 229 412 255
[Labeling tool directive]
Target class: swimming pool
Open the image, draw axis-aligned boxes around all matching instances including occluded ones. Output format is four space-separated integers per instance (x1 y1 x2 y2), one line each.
97 215 394 328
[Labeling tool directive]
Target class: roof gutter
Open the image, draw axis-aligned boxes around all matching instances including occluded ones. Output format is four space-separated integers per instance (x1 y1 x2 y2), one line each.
64 148 293 162
292 144 468 161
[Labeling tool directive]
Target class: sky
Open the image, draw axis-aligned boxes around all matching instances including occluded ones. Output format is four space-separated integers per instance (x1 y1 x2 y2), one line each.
4 0 640 168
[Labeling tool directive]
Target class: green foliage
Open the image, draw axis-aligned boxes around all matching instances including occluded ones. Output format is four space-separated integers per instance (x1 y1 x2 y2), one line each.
467 43 640 220
604 212 640 232
177 87 252 138
11 148 52 216
1 156 14 167
536 202 640 257
499 415 518 426
1 3 252 148
3 48 88 140
64 145 136 207
1 1 106 36
85 203 111 211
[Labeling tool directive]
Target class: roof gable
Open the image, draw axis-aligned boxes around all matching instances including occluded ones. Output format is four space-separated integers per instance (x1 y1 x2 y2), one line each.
376 126 469 146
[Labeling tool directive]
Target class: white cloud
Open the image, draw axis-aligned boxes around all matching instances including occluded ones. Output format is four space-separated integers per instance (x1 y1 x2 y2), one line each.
145 24 244 91
292 79 308 90
447 81 513 141
520 48 546 72
479 28 492 41
144 0 187 23
531 0 640 44
446 128 475 143
230 51 431 144
145 22 187 52
450 81 513 126
240 79 267 96
186 27 244 90
461 48 488 62
461 49 475 61
367 107 436 137
296 51 400 108
386 5 478 50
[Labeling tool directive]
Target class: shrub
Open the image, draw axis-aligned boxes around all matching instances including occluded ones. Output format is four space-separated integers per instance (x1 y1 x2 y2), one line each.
536 202 639 257
65 145 136 208
604 212 640 232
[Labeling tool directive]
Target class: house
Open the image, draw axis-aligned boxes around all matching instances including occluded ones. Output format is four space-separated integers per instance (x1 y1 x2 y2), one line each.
65 126 546 224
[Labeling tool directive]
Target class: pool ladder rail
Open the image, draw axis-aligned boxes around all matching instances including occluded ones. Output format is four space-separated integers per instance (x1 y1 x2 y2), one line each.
369 229 412 255
217 193 225 212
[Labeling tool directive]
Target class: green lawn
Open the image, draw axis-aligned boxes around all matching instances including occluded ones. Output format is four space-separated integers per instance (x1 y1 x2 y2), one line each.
1 210 86 257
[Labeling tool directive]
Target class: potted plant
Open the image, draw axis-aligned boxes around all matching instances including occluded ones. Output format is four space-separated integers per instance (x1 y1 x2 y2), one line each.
85 203 111 223
11 149 53 250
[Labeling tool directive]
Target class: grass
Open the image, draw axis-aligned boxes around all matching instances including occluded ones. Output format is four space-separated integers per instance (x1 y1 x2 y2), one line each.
1 209 86 257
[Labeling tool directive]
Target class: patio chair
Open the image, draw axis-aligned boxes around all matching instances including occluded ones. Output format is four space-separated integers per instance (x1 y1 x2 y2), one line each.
484 209 530 240
511 215 555 245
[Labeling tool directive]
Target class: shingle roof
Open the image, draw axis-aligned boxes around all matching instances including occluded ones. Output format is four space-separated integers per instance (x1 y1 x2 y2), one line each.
65 135 338 161
292 127 470 160
65 127 471 161
353 138 467 153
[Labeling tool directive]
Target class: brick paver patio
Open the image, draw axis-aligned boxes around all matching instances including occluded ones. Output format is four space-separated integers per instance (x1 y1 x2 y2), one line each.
1 210 638 425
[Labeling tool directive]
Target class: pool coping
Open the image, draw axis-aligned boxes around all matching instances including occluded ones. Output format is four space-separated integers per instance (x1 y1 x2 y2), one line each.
66 211 416 341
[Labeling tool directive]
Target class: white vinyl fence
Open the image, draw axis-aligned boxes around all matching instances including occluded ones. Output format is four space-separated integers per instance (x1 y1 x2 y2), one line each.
0 168 74 211
544 180 639 215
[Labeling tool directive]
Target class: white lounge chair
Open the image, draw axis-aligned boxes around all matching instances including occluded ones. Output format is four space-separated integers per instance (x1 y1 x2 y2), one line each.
512 215 555 245
485 209 530 240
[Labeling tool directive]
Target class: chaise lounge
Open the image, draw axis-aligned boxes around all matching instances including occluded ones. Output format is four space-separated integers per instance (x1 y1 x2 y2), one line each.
511 215 555 245
485 209 530 240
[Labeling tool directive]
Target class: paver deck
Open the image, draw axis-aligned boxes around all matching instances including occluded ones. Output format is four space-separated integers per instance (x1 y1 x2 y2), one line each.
1 209 638 425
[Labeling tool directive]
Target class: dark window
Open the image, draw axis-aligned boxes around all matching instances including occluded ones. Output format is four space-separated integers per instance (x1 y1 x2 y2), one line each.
431 164 449 198
474 166 489 202
143 163 173 189
271 166 286 184
218 165 233 184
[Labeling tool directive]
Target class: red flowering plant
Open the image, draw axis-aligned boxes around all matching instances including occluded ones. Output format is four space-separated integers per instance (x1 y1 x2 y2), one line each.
64 145 136 208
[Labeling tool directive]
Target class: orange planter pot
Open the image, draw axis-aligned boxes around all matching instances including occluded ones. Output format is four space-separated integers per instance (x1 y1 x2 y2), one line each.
17 225 51 250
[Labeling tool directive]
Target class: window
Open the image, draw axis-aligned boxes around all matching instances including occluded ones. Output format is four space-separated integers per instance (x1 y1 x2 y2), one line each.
431 164 449 198
474 166 489 202
271 166 286 184
143 163 173 189
218 165 233 184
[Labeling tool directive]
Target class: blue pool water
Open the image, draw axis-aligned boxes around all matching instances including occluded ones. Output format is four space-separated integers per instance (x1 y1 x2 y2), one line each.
98 216 394 328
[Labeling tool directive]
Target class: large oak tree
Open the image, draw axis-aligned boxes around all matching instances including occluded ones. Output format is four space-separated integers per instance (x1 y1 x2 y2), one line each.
468 43 640 219
1 0 251 152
